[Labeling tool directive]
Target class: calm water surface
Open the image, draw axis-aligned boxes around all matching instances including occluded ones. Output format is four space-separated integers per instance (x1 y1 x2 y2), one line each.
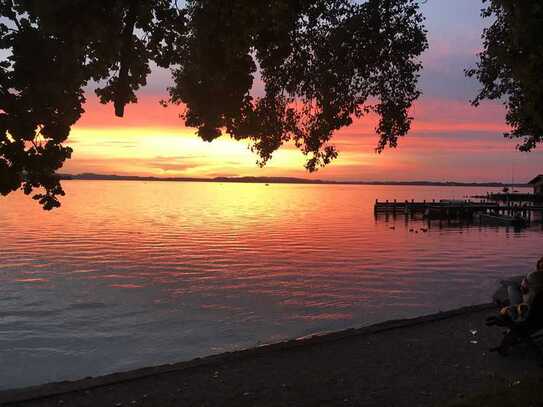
0 181 541 389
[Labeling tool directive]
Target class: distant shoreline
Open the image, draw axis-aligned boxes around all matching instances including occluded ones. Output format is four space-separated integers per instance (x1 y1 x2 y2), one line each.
58 173 530 188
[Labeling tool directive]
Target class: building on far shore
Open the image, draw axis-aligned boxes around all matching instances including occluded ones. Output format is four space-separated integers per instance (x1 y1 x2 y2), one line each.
529 175 543 195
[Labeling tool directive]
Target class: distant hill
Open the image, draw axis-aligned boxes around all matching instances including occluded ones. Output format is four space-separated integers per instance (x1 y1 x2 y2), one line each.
60 173 204 182
58 173 530 188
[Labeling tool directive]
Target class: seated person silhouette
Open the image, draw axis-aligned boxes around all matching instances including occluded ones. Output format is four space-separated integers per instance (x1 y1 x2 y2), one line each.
487 257 543 326
486 257 543 358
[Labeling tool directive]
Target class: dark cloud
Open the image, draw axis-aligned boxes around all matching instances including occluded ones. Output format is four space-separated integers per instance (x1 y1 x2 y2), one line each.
153 154 207 161
206 172 240 178
146 155 205 173
148 162 200 172
82 141 139 148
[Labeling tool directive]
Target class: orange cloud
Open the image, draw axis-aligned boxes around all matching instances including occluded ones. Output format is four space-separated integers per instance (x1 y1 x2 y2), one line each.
65 94 539 183
77 96 187 129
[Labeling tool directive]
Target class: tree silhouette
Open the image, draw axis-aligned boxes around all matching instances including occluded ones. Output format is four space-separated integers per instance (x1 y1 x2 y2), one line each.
467 0 543 153
1 0 427 209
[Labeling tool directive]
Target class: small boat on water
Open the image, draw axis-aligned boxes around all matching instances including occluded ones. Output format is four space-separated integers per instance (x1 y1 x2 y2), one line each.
476 213 528 228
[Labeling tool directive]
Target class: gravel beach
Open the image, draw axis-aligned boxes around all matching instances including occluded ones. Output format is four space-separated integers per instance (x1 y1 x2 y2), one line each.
1 304 541 407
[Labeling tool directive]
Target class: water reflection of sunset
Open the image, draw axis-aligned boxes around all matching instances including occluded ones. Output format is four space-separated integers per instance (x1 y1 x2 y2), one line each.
2 181 541 389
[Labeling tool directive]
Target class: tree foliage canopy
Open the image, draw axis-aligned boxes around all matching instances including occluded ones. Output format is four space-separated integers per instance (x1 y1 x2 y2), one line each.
1 0 427 209
467 0 543 152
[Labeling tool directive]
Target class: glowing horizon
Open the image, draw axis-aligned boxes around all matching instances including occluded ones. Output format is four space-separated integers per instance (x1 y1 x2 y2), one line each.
63 0 543 183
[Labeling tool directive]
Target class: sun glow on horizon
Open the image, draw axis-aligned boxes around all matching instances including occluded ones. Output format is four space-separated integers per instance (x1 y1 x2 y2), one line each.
65 126 370 178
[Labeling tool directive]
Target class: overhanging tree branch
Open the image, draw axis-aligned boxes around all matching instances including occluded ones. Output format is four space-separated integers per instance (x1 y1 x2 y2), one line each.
114 0 140 117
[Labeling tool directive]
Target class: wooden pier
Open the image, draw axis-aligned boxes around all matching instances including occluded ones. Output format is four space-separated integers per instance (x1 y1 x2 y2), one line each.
472 192 543 203
374 199 543 224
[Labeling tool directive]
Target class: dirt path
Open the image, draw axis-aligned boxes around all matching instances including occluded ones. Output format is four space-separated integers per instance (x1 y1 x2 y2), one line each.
1 304 540 407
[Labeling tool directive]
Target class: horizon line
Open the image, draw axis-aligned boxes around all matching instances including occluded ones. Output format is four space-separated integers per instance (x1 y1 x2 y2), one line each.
58 172 533 187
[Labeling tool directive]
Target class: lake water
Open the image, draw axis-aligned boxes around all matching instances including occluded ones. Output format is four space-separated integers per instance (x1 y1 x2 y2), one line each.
0 181 541 390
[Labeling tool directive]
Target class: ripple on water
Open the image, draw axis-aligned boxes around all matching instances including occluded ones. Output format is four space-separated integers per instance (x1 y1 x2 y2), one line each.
0 181 540 389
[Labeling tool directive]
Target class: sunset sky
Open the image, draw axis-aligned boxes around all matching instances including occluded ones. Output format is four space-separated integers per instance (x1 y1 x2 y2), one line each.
64 0 543 183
